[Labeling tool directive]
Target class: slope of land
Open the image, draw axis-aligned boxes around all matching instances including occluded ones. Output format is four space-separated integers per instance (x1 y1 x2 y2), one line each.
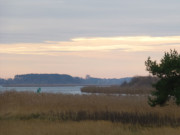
0 73 131 86
81 76 158 94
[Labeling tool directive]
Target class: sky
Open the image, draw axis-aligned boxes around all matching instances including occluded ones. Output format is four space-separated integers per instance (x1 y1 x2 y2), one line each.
0 0 180 79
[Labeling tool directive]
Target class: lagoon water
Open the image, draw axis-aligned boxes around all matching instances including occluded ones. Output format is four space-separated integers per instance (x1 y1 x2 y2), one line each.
0 85 143 96
0 85 85 95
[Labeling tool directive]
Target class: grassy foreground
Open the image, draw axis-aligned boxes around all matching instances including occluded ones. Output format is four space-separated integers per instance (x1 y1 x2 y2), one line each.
0 91 180 134
1 120 180 135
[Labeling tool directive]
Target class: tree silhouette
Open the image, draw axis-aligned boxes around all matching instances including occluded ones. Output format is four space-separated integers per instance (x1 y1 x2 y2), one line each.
145 49 180 106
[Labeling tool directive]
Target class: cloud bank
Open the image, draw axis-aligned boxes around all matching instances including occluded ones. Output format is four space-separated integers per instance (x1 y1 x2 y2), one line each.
1 0 180 43
0 36 180 56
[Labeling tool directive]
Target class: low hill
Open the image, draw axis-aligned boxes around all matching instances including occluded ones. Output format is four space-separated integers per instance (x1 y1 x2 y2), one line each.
81 76 158 94
121 76 158 87
0 74 131 86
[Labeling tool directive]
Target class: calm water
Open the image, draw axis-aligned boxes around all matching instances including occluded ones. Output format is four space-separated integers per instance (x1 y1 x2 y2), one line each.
0 85 143 96
0 85 85 95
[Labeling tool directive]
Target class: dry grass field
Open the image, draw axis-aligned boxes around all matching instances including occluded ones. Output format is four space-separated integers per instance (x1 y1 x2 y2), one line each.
81 85 154 94
1 120 180 135
0 91 180 135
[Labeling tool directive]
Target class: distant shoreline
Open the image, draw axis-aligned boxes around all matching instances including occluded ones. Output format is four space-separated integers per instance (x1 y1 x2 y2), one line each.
2 84 112 87
0 74 132 86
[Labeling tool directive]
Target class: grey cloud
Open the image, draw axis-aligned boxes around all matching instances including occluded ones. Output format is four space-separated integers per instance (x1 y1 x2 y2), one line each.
1 0 180 43
1 0 179 18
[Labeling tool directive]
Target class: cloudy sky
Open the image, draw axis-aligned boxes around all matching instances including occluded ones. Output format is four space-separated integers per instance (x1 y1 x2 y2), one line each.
0 0 180 78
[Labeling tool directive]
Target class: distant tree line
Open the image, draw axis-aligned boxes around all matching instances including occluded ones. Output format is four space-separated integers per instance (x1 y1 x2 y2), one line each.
0 74 131 86
121 76 158 87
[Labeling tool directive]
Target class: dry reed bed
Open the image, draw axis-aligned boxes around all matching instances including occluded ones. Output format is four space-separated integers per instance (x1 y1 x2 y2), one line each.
81 86 154 94
0 120 180 135
1 120 180 135
0 91 180 126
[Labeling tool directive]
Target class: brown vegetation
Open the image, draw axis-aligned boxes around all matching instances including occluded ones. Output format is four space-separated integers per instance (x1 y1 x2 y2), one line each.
81 85 154 94
1 91 180 135
122 76 159 87
81 76 158 94
0 91 180 126
1 120 180 135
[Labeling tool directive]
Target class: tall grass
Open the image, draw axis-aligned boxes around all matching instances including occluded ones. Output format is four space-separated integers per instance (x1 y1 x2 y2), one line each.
81 85 154 94
1 91 180 126
1 120 180 135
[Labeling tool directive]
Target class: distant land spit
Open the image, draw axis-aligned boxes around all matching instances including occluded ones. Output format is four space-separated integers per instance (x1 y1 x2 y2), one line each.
0 74 132 86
